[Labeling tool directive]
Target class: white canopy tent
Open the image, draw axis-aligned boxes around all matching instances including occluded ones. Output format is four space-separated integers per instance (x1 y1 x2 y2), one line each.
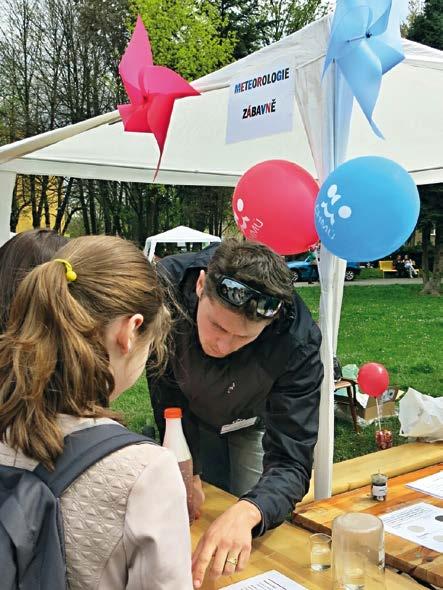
143 225 221 261
0 15 442 499
1 19 442 191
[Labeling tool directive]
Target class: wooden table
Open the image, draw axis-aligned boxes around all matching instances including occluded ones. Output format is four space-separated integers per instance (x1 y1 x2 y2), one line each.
191 482 429 589
293 464 443 588
300 441 443 506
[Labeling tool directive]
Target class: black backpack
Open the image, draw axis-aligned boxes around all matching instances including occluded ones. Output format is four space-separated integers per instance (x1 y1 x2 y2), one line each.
0 424 152 590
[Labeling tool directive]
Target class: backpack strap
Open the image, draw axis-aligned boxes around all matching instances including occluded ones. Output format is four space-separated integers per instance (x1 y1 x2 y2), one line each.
34 424 153 497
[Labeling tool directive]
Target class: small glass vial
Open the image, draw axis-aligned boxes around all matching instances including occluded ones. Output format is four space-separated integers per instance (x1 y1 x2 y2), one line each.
371 472 388 502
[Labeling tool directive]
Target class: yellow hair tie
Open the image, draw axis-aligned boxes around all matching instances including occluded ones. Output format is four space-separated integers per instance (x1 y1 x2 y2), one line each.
54 258 77 282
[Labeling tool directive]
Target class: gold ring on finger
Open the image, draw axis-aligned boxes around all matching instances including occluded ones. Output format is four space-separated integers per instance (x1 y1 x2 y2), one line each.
225 556 238 566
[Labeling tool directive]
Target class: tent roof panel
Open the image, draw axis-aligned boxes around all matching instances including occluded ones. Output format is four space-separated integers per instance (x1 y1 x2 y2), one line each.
0 17 441 186
347 63 443 176
0 86 316 185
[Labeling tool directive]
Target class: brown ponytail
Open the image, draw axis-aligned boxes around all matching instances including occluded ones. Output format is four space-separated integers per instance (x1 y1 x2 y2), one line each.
0 235 170 469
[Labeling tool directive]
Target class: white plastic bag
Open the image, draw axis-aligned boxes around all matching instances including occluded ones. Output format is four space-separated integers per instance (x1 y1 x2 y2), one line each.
399 388 443 441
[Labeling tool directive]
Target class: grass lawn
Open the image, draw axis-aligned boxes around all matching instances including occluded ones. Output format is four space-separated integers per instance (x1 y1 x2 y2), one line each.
112 375 155 432
113 284 442 463
358 267 384 280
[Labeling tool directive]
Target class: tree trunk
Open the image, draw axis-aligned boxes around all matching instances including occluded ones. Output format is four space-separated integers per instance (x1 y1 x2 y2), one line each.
78 179 91 235
62 206 82 235
87 180 98 234
420 222 433 294
53 177 74 232
430 220 442 295
30 175 40 228
10 181 19 232
99 181 112 235
44 195 51 227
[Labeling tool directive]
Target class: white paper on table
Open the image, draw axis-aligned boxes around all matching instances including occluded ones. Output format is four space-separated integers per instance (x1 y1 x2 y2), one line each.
380 502 443 552
406 470 443 500
220 570 308 589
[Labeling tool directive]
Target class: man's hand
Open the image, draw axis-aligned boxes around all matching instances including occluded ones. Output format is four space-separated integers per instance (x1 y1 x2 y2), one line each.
192 500 261 588
193 475 205 519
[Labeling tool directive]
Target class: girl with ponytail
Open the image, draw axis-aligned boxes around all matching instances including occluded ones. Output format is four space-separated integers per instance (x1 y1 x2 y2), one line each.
0 235 193 590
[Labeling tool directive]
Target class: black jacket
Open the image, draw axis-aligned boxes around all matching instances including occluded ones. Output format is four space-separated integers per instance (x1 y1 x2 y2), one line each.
148 246 323 535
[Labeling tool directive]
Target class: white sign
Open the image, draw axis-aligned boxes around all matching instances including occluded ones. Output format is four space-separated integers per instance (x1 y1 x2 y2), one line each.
226 60 295 144
220 569 308 589
406 470 443 500
380 502 443 552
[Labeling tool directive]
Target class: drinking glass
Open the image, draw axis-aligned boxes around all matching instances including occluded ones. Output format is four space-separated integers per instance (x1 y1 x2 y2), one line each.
310 533 332 572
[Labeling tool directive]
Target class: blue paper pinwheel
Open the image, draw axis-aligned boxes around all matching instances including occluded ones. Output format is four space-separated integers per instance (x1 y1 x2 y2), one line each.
323 0 405 138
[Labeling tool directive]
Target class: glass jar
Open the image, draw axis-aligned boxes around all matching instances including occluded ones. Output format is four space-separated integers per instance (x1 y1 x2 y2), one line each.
371 473 388 502
332 512 385 590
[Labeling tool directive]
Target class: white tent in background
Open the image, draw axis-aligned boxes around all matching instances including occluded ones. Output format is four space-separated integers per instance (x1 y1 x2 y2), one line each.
0 15 442 500
143 225 221 261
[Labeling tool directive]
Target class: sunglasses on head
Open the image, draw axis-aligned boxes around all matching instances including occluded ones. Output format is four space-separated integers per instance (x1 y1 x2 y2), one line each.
215 276 283 319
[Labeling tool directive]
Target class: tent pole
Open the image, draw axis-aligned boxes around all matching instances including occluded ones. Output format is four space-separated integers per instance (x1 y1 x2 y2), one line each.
314 58 351 500
0 172 16 246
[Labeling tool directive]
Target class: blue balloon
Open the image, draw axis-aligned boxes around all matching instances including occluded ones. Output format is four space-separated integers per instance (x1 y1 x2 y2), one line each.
314 157 420 261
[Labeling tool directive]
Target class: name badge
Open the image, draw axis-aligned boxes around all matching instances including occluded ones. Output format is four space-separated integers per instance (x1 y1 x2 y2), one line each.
220 417 258 434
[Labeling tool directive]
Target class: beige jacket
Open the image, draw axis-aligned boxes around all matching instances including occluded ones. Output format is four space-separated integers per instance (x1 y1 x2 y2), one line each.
0 415 193 590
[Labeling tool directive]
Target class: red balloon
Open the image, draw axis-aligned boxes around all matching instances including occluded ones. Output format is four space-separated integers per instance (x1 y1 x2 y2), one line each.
357 363 390 398
232 160 319 255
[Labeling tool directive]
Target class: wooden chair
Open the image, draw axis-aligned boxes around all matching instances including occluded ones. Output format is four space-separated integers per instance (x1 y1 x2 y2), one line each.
334 378 360 433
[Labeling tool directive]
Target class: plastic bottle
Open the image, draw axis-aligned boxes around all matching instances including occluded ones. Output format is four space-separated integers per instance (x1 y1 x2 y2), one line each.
163 407 194 524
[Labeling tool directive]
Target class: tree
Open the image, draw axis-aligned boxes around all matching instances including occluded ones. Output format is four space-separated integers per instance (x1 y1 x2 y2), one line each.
209 0 330 56
400 0 424 37
406 0 443 295
129 0 236 80
0 0 56 229
210 0 264 59
0 0 131 233
417 184 443 295
407 0 443 49
256 0 330 45
1 0 329 241
121 1 236 243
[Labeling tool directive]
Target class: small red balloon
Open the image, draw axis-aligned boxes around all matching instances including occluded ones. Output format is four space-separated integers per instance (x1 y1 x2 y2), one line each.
357 363 390 398
232 160 319 255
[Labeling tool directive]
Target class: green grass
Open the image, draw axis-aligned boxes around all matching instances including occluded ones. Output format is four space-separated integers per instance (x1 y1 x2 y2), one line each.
111 375 154 432
114 285 442 463
298 284 442 396
358 267 384 280
333 416 406 462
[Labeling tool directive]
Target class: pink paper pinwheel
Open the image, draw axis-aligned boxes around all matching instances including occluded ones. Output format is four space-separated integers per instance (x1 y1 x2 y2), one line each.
118 16 200 175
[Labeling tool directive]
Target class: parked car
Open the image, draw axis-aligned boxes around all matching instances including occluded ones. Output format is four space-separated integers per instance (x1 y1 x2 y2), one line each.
287 257 361 284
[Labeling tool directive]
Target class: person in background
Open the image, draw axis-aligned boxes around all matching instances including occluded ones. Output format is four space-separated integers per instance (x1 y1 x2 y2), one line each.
0 229 68 333
403 254 418 278
305 244 319 284
149 238 323 588
393 254 405 278
0 235 193 590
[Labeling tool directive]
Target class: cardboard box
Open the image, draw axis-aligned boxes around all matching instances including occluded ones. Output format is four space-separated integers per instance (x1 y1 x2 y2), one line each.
335 386 403 424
